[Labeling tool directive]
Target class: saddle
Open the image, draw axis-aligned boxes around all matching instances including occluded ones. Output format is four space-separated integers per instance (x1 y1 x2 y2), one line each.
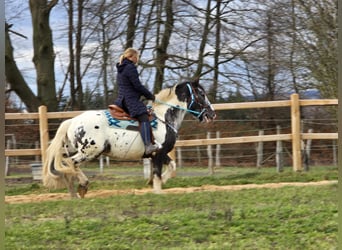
106 105 158 145
108 104 154 121
108 105 135 120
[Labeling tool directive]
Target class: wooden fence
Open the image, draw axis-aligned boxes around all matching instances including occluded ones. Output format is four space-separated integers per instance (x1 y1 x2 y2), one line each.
5 94 338 171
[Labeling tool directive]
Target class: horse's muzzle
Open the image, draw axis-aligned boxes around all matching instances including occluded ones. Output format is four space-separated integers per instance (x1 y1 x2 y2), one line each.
201 109 216 123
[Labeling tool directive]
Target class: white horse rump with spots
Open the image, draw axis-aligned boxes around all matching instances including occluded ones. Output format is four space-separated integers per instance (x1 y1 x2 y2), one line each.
42 80 216 197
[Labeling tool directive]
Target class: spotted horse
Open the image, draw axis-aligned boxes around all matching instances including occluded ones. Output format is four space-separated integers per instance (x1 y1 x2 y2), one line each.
42 79 216 198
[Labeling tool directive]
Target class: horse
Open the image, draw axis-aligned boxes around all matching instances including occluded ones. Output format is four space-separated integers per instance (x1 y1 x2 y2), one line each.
42 79 216 198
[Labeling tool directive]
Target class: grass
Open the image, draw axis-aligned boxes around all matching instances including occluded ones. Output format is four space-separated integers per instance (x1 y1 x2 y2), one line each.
5 184 337 249
5 165 338 249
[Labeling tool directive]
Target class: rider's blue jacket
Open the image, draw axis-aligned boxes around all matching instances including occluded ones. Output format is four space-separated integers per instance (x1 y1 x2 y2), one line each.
114 58 154 118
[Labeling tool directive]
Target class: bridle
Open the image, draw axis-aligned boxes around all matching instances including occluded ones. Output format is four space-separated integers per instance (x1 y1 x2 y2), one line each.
153 82 213 132
185 83 211 119
154 83 210 119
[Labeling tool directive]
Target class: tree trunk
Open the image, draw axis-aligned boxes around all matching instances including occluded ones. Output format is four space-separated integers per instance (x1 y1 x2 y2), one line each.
29 0 58 111
5 23 41 112
194 0 212 78
100 14 109 105
67 0 76 109
75 0 84 110
125 0 138 49
210 0 222 102
153 0 174 93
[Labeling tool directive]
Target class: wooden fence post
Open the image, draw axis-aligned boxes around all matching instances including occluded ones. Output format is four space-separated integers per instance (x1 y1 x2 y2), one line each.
256 130 264 168
196 134 201 165
5 139 11 176
99 155 104 173
276 125 283 172
207 132 214 175
143 158 151 179
332 140 337 166
215 131 221 167
176 147 182 168
290 94 302 171
303 128 313 171
39 105 49 164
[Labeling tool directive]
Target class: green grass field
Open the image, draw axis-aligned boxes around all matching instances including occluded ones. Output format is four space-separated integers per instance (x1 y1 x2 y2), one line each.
5 166 338 249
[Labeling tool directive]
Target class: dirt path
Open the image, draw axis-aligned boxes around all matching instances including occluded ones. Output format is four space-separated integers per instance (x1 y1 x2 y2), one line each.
5 180 337 204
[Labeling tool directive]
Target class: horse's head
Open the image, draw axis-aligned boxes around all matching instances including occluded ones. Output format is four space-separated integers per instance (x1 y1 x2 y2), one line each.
176 79 216 123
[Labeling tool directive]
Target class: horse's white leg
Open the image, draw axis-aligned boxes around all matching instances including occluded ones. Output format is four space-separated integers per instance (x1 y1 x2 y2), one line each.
162 160 176 184
153 174 162 194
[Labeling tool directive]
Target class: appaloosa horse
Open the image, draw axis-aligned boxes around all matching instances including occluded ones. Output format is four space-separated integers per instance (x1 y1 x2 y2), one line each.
42 79 216 197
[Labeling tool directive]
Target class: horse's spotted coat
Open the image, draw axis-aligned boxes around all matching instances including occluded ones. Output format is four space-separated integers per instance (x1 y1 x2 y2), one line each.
43 80 216 197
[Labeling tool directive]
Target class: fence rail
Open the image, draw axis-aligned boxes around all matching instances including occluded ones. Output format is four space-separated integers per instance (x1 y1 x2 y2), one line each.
5 94 338 171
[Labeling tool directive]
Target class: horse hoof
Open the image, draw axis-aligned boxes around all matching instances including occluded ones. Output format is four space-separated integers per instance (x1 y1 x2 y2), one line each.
77 184 88 198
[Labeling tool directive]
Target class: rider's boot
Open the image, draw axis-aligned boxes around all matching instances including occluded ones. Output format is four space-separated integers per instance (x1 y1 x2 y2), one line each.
140 121 159 155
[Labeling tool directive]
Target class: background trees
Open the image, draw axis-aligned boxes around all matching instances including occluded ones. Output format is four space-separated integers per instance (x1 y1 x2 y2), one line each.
5 0 337 112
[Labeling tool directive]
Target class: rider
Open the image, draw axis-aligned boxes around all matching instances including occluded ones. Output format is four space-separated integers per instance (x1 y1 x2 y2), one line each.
114 48 159 155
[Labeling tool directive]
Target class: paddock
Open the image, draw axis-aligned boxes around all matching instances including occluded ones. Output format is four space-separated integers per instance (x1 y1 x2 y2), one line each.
5 165 338 249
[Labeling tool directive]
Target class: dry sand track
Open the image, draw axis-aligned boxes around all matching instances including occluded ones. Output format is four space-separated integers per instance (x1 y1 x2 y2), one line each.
5 180 337 204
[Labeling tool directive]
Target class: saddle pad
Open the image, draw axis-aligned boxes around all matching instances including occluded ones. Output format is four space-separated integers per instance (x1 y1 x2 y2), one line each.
104 110 158 131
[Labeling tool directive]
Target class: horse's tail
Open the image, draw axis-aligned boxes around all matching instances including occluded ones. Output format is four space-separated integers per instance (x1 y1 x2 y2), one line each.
42 119 76 189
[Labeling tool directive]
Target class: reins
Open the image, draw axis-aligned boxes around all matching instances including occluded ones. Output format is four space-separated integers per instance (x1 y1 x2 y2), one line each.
152 83 210 133
154 83 204 118
154 99 202 116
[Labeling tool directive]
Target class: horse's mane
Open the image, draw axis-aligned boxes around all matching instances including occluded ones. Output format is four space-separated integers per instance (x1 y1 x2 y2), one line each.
155 84 177 102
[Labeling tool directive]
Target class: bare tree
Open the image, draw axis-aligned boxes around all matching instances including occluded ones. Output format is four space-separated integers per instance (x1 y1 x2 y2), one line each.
296 0 337 98
6 0 336 110
5 23 41 112
153 0 174 93
125 0 138 49
5 0 58 112
29 0 58 111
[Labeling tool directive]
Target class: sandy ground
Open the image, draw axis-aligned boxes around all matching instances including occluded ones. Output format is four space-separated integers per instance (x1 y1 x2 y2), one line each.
5 180 337 204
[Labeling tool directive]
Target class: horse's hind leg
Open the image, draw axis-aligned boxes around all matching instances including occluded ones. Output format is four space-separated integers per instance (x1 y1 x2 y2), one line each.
74 165 89 198
62 175 78 198
60 152 90 198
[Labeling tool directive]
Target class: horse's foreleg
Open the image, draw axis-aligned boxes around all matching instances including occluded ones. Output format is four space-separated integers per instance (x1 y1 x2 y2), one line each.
162 160 176 184
153 175 162 194
151 157 163 194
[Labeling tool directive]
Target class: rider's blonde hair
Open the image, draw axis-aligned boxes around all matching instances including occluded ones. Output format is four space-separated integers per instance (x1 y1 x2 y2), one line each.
119 48 140 65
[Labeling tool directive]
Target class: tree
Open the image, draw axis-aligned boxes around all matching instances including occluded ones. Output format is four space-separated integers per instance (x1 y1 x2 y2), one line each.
125 0 138 49
296 0 337 98
29 0 58 111
5 23 41 112
6 0 336 111
153 0 174 93
5 0 58 112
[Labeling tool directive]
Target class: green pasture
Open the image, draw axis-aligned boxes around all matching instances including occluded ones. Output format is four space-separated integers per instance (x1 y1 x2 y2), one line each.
5 166 338 249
